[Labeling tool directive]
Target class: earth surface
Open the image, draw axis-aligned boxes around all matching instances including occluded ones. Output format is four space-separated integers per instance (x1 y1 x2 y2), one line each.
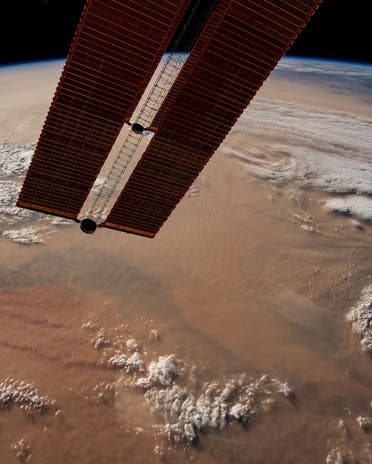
0 56 371 463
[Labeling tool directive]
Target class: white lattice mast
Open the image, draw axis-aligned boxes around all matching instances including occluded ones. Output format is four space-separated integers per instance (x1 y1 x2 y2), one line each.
87 52 188 223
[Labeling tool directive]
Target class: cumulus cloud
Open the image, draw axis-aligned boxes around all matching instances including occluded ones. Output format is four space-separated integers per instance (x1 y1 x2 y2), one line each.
139 373 292 444
0 377 55 413
325 196 372 222
346 285 372 353
86 324 294 446
0 143 73 244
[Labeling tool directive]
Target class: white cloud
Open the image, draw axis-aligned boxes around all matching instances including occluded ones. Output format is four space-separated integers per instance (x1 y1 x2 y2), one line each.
346 285 372 353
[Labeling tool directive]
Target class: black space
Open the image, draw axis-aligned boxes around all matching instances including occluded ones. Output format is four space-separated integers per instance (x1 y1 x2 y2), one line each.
168 0 220 51
1 0 371 66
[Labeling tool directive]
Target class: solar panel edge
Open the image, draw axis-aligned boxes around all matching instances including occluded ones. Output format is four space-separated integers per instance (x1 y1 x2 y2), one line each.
16 200 77 221
103 222 155 238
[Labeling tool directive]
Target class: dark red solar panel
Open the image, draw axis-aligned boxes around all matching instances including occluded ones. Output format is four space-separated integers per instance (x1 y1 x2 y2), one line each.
105 0 323 237
17 0 191 219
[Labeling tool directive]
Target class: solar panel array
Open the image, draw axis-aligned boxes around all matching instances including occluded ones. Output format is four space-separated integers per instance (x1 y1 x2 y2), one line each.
17 0 191 218
105 0 323 237
18 0 323 237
